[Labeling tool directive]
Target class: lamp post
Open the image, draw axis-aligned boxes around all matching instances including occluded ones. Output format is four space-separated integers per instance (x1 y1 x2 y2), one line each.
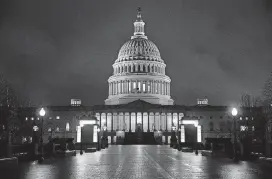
38 107 45 163
170 125 177 148
231 107 239 162
103 125 108 148
97 127 101 151
32 125 39 157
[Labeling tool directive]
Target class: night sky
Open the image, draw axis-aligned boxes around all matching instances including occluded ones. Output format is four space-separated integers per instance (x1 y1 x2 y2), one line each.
0 0 272 106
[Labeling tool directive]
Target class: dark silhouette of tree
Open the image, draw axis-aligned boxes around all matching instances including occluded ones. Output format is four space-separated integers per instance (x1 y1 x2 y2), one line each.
0 74 32 157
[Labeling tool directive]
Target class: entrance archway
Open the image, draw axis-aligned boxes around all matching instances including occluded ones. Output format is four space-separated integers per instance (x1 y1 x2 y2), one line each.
136 123 142 132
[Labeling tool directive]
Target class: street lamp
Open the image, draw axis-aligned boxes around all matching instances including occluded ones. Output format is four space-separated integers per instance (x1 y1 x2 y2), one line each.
97 127 101 151
102 125 108 148
170 125 177 148
231 107 239 162
38 107 45 163
232 108 238 116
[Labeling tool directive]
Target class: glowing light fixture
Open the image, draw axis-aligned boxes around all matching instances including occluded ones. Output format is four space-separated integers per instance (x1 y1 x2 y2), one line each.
231 108 238 116
39 108 46 117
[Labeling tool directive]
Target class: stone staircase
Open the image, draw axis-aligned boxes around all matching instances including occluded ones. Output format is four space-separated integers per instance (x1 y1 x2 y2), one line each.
124 132 157 145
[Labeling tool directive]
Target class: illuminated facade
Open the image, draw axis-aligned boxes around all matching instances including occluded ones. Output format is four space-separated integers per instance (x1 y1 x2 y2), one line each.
20 9 263 149
105 8 173 105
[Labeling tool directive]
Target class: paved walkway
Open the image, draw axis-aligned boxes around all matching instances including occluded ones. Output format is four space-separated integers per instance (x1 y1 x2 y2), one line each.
1 145 272 179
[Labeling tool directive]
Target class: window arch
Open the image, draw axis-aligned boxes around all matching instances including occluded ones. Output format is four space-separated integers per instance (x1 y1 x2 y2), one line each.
66 122 70 131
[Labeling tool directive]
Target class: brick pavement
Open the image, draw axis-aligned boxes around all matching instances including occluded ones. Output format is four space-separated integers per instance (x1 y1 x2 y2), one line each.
2 145 272 179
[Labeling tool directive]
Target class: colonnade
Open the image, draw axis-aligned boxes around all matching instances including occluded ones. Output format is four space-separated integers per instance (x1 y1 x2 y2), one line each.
109 80 170 96
113 63 165 75
95 112 184 132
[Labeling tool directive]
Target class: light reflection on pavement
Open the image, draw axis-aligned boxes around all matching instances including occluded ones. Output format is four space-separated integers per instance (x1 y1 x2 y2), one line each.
1 145 272 179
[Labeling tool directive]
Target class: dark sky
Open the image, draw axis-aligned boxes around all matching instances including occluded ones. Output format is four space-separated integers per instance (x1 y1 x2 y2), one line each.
0 0 272 106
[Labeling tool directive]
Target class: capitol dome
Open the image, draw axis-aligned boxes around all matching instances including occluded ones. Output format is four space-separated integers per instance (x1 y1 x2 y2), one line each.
105 8 174 105
116 38 163 63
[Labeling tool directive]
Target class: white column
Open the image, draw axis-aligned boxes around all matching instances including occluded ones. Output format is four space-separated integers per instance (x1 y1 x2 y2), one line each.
163 82 165 95
128 80 131 93
110 83 113 95
159 81 162 94
161 81 163 95
164 82 167 95
126 80 128 93
116 82 118 94
152 81 154 94
168 83 170 95
114 82 116 95
109 83 111 95
165 83 168 96
113 82 115 95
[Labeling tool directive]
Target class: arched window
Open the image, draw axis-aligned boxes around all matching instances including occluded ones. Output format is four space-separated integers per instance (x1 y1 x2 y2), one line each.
147 65 150 72
66 122 70 131
155 66 157 72
209 122 214 131
133 64 136 72
125 66 127 72
128 65 131 72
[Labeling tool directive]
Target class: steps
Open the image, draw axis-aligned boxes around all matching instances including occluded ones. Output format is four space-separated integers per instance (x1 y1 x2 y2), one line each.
124 132 157 145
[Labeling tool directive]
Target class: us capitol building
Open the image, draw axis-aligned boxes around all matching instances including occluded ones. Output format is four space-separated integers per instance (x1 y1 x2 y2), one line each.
21 9 259 147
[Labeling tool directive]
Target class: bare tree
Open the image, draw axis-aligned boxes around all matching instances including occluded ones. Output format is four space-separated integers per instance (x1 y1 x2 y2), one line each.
263 72 272 106
0 74 24 157
240 93 262 108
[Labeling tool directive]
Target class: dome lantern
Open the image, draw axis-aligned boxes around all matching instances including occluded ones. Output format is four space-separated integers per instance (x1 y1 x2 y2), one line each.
132 7 147 39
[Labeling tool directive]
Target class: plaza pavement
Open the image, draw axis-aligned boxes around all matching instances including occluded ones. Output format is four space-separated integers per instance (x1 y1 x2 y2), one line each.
1 145 272 179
